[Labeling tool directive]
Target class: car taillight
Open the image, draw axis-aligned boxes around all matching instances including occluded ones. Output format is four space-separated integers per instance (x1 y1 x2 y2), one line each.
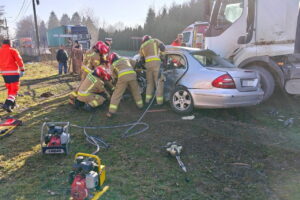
212 74 236 89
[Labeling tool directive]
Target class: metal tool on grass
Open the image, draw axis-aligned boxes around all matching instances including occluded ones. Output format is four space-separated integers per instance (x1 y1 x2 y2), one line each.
165 141 187 173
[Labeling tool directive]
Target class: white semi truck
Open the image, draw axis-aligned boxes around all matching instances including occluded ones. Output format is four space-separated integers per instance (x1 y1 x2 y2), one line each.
205 0 300 101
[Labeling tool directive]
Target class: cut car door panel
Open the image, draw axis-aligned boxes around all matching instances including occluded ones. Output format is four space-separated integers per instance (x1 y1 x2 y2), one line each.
163 54 188 99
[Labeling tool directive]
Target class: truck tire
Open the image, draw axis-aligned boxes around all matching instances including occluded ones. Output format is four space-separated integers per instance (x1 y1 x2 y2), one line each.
247 65 275 102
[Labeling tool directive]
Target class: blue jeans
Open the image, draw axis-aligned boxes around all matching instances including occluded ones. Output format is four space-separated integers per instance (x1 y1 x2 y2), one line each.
58 62 68 74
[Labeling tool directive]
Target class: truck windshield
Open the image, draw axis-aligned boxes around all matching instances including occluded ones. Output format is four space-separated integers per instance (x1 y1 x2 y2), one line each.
216 0 244 28
182 32 191 44
191 51 235 68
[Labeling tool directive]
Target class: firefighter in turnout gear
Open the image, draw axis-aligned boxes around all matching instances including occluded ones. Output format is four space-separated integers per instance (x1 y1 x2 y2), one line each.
82 46 98 80
139 35 165 105
81 41 110 80
70 66 112 111
0 39 25 112
106 53 143 118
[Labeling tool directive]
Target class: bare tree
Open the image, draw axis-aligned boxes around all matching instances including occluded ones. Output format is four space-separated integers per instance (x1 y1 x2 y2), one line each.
16 15 35 39
80 8 100 45
82 16 98 45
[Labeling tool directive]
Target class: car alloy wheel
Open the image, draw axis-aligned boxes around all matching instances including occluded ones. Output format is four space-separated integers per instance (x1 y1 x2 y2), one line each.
171 87 193 114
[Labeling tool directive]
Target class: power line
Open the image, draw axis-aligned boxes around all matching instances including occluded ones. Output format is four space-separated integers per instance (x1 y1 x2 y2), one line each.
20 0 32 18
12 0 27 22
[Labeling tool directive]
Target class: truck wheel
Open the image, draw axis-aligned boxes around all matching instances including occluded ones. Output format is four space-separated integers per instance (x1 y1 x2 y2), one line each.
247 65 275 101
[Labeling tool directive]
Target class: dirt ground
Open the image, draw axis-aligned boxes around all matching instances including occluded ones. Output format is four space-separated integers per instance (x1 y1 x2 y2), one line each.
0 63 300 200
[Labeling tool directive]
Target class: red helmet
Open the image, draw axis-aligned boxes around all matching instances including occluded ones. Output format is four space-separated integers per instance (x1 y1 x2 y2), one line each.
108 52 119 65
94 67 111 81
95 41 110 55
142 35 151 43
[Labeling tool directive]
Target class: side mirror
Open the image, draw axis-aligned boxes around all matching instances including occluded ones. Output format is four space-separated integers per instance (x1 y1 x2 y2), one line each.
237 35 247 44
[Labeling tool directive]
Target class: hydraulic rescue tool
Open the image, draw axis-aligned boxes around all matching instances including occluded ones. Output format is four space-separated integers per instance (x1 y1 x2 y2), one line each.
165 141 187 173
41 122 70 154
69 153 109 200
0 117 22 138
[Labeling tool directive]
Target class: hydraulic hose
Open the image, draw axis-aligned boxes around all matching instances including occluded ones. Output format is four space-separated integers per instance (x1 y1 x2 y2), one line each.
71 65 163 154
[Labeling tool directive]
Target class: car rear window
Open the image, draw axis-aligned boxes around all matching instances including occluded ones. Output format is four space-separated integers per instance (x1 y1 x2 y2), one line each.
191 51 235 68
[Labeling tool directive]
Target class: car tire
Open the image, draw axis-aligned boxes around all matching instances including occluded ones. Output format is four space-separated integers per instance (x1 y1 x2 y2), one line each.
247 65 275 102
170 86 194 115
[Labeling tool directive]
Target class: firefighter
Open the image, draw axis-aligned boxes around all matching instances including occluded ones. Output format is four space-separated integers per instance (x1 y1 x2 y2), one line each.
0 39 25 112
81 41 110 80
139 35 166 105
71 66 112 111
104 38 112 48
106 53 143 118
71 41 110 102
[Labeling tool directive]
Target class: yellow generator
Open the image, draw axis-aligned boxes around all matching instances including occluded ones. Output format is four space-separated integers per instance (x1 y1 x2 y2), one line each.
69 153 109 200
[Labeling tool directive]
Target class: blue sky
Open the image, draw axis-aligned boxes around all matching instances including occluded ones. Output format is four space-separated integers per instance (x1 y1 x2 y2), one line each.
1 0 190 35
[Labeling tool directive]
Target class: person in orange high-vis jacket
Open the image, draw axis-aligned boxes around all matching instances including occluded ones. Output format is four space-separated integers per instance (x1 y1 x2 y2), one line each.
0 39 25 112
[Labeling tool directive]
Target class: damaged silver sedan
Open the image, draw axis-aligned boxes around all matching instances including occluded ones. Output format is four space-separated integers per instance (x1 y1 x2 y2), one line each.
161 47 264 114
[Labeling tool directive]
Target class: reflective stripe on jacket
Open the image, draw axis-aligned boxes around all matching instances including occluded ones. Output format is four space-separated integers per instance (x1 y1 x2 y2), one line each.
0 44 24 75
111 58 136 79
77 73 106 100
139 38 163 63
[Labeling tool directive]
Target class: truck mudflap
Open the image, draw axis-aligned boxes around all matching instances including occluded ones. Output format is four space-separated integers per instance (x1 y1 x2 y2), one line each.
285 79 300 94
285 54 300 94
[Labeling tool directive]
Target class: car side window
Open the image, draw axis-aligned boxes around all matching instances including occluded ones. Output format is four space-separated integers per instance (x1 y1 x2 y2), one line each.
193 54 217 67
165 54 186 70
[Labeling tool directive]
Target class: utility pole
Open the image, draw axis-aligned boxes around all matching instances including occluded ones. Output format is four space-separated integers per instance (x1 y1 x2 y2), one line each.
4 18 9 39
32 0 40 60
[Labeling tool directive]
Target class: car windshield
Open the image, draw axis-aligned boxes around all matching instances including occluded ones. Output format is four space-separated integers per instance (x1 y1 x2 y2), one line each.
191 51 235 68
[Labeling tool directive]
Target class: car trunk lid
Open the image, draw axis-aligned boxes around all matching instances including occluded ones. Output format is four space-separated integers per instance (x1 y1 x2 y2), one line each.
208 67 260 92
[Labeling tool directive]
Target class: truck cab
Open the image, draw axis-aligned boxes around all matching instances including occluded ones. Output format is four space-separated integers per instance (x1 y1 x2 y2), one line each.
181 21 209 48
205 0 300 101
47 25 91 50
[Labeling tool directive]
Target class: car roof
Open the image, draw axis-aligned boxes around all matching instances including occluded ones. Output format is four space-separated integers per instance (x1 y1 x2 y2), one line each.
166 45 217 55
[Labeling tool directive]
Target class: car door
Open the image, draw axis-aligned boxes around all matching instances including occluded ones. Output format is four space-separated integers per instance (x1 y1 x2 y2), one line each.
162 54 188 100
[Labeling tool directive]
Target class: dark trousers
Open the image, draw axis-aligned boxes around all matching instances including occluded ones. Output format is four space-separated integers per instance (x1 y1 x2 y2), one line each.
58 62 68 74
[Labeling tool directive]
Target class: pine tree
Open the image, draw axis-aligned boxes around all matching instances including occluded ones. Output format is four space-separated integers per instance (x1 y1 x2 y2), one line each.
39 21 48 47
99 0 212 50
144 8 156 36
0 6 4 39
48 11 60 29
60 14 71 26
98 28 109 41
70 12 81 25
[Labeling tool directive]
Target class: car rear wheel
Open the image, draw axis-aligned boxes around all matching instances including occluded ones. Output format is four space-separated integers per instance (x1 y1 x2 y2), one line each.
170 86 194 114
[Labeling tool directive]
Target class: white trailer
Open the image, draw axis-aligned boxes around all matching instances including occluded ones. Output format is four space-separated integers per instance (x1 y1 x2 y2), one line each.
205 0 300 101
